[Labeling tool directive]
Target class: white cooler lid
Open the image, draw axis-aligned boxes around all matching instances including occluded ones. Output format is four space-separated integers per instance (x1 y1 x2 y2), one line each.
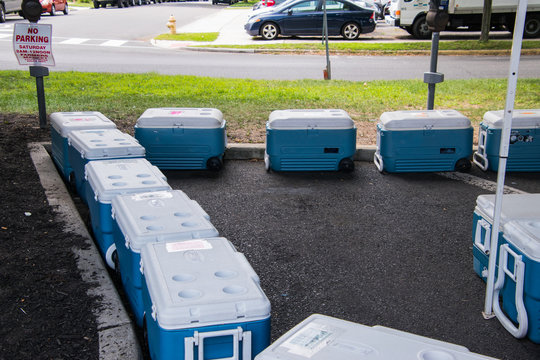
50 112 116 137
136 108 224 128
475 194 540 225
111 190 218 251
267 109 354 130
379 110 471 130
68 129 145 160
85 159 171 203
483 109 540 129
141 238 271 330
255 314 496 360
503 220 540 261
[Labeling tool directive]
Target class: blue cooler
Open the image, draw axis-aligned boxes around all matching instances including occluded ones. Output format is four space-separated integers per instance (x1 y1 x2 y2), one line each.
492 220 540 343
473 109 540 172
472 194 540 282
67 129 145 203
111 190 219 327
85 159 171 268
265 109 356 172
134 108 226 171
50 112 116 182
141 238 271 360
374 110 473 173
255 314 496 360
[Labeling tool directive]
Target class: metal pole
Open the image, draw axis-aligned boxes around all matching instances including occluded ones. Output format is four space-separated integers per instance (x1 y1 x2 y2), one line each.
29 65 49 129
427 32 440 109
322 0 331 80
483 0 528 319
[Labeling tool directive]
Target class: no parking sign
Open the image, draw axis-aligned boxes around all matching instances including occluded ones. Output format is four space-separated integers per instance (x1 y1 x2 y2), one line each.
13 23 55 66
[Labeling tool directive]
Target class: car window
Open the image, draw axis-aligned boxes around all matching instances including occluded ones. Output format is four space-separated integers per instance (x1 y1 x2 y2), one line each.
325 0 347 11
290 0 318 13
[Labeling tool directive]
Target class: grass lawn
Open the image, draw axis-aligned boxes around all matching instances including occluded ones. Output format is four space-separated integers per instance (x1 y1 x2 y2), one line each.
1 71 538 144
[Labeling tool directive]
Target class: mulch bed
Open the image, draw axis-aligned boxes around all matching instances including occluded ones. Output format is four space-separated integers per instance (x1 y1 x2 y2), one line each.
0 113 99 359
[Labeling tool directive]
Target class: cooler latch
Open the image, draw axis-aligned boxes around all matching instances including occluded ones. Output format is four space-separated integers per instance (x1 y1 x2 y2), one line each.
184 327 252 360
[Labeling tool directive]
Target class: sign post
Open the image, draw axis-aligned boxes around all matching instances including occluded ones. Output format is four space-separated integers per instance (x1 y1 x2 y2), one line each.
13 0 55 129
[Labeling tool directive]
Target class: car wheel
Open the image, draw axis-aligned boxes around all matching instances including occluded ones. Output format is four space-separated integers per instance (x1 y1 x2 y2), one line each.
261 22 279 40
0 5 5 23
524 14 540 38
412 15 431 39
341 22 360 40
136 0 142 5
50 4 56 16
63 3 69 14
117 0 123 7
93 0 99 8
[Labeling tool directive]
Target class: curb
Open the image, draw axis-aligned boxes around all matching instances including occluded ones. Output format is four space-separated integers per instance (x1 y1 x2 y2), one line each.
224 143 377 162
28 142 142 360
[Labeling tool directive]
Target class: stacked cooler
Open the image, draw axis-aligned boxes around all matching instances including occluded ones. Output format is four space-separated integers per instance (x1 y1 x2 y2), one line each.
67 129 145 203
472 193 540 344
265 109 356 172
374 110 473 173
111 190 219 326
141 238 271 360
473 109 540 172
255 314 497 360
84 159 171 268
50 111 116 182
134 108 227 171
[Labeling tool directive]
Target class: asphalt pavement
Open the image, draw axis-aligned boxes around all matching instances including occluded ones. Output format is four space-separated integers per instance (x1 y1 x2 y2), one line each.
31 141 540 360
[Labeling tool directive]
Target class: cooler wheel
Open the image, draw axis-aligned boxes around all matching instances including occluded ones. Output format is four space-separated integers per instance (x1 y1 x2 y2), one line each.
338 158 354 172
206 157 223 171
455 158 472 173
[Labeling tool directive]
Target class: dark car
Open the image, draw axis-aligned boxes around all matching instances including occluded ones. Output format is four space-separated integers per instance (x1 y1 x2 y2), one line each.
245 0 376 40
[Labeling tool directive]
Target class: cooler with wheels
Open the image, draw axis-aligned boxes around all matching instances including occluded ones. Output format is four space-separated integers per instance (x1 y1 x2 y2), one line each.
141 237 271 360
67 129 145 202
85 158 171 269
111 190 219 327
134 108 227 171
473 109 540 172
50 111 116 182
374 110 473 173
254 314 497 360
265 109 356 172
472 193 540 282
490 220 540 343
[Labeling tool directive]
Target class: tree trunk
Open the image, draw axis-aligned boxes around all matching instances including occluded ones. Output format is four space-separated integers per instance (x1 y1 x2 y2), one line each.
480 0 493 42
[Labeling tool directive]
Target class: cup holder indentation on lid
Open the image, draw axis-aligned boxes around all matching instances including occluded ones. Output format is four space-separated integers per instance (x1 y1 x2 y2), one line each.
528 221 540 229
214 270 238 279
90 139 102 142
140 215 158 221
142 180 157 185
174 212 191 218
112 182 128 187
136 173 151 178
113 138 125 141
146 225 164 231
95 144 107 147
119 142 131 146
108 175 122 179
178 289 202 299
182 222 199 228
223 285 247 295
419 350 455 360
172 273 196 282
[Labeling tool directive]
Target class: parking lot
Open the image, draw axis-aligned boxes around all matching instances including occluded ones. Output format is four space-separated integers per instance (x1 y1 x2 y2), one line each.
156 159 539 359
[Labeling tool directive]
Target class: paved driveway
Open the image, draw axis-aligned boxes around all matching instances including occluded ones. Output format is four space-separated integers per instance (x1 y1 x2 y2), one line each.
163 160 539 360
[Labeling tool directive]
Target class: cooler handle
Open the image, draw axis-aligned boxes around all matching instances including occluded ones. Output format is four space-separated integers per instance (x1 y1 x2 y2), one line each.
472 128 489 171
184 327 251 360
373 151 384 172
474 218 491 255
492 244 528 338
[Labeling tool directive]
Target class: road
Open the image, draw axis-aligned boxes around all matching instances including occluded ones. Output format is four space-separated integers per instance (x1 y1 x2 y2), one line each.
1 3 539 80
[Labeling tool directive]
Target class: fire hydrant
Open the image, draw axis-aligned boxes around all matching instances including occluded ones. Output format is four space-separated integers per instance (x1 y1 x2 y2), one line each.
166 15 176 35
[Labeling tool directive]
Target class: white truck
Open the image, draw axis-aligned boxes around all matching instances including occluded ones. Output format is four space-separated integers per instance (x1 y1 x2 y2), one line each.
386 0 540 39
